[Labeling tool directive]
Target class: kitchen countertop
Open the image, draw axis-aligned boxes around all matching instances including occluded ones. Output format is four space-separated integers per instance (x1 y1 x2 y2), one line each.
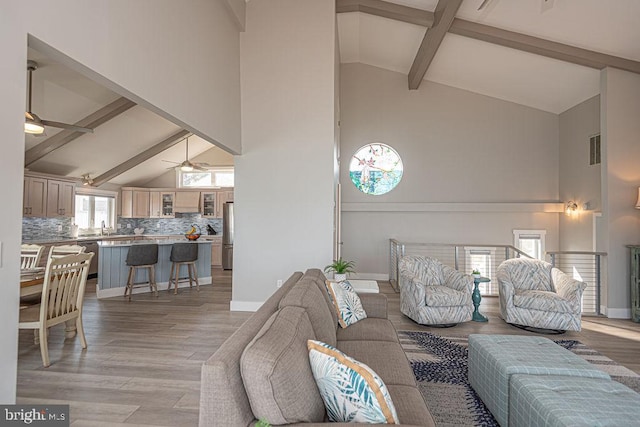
23 234 222 245
98 238 214 247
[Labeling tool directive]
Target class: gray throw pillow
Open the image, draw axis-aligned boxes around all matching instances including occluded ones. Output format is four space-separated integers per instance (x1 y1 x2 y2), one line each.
240 306 325 425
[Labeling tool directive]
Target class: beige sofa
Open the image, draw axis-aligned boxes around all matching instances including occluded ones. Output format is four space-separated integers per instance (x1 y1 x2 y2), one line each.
199 269 435 426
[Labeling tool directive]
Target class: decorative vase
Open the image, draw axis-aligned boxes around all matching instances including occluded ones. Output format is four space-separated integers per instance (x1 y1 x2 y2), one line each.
472 273 481 279
334 273 347 282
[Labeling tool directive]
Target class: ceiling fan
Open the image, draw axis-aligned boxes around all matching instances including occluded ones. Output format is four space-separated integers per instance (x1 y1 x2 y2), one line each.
163 136 210 172
25 60 94 136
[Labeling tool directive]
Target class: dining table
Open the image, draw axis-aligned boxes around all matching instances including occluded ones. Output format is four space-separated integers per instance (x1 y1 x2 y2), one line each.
20 268 45 297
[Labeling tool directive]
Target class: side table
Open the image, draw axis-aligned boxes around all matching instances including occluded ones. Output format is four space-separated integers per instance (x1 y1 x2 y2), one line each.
472 276 490 322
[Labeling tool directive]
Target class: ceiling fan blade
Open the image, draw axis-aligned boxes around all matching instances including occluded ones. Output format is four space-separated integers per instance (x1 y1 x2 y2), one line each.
41 119 94 133
161 159 181 165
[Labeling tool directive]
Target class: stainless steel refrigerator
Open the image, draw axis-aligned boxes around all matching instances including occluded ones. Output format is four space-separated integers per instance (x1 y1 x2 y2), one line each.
222 202 234 270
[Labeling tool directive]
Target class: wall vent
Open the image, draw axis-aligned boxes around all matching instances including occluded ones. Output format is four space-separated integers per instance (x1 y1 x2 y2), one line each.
589 134 601 165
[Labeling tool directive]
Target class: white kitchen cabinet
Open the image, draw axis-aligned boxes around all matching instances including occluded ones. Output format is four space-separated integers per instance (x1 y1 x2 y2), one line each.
175 191 200 213
46 179 75 217
216 190 234 218
120 189 150 218
23 176 48 217
150 191 175 218
200 192 217 217
211 238 222 268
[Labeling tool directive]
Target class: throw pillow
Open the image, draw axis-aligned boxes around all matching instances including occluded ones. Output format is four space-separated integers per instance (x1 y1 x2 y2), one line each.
241 306 325 424
325 280 367 328
307 339 399 424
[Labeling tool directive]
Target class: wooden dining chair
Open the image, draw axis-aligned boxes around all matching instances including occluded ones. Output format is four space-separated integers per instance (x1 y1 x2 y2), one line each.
48 244 86 260
21 244 44 269
18 252 94 367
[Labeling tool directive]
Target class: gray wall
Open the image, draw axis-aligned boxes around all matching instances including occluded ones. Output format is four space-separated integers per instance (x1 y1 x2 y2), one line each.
600 68 640 317
340 63 561 276
559 95 601 251
232 0 336 310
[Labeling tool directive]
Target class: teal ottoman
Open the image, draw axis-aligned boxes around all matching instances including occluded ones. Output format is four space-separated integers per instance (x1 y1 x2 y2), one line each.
468 334 610 427
510 374 640 427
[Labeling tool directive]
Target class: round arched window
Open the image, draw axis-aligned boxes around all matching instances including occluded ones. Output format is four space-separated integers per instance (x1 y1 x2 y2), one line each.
349 143 403 195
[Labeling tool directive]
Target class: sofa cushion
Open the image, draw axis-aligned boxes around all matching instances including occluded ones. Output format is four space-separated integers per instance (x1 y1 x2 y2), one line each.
513 289 574 313
386 385 436 427
337 341 418 387
336 318 399 343
424 285 468 307
325 280 367 328
240 306 325 425
308 339 400 424
303 268 339 331
280 278 338 347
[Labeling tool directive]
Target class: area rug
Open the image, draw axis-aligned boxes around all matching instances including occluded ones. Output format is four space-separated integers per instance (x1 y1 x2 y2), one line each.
398 331 640 427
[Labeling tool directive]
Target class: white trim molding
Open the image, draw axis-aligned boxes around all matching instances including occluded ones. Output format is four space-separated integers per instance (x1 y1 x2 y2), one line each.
342 202 564 213
604 307 631 319
230 300 265 312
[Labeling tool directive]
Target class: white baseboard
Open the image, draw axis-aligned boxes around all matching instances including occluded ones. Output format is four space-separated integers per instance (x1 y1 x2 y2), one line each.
605 307 631 319
97 277 212 299
230 300 264 312
348 273 389 281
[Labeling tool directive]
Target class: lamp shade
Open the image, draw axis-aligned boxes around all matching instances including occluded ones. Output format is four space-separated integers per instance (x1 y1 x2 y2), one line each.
636 187 640 209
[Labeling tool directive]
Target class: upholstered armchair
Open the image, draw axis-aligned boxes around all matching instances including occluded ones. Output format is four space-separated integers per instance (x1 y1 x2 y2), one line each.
497 258 587 332
399 255 473 326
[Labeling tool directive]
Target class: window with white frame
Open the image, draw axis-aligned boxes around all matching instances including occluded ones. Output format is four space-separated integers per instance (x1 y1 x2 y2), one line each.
75 190 116 234
464 247 496 295
513 229 546 260
177 167 234 188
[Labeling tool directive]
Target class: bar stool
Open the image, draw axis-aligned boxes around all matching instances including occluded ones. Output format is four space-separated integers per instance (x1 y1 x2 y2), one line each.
168 243 199 294
124 244 159 301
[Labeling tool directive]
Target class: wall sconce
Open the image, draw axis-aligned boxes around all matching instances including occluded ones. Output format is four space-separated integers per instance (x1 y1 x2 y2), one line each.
565 201 578 216
635 187 640 209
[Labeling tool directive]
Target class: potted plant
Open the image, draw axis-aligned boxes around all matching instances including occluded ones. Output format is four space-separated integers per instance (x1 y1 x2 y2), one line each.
472 269 481 279
324 258 355 282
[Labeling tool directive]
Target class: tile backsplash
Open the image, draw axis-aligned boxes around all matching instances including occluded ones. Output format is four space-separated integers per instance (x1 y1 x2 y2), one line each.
117 214 222 236
23 213 222 241
22 217 73 241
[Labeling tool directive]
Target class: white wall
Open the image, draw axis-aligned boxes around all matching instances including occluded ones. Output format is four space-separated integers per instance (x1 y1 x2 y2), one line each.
0 0 241 402
559 96 601 251
600 68 640 318
232 0 336 309
340 63 561 276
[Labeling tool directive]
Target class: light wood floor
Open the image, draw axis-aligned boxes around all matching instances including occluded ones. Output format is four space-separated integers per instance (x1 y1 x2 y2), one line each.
16 273 640 426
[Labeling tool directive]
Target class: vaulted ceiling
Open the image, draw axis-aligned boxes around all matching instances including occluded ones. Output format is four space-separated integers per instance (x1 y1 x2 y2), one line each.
338 0 640 113
23 1 640 187
24 49 232 188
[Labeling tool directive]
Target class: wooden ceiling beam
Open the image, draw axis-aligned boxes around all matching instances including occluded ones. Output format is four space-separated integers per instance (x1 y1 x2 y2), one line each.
407 0 463 90
449 18 640 74
91 130 191 187
25 97 136 167
336 0 434 27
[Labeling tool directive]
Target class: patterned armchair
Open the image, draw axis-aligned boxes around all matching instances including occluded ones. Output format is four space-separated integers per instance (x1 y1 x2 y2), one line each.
399 255 473 326
497 258 587 332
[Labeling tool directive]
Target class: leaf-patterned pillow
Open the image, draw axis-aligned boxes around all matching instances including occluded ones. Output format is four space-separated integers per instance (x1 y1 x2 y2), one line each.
325 280 367 328
307 339 399 424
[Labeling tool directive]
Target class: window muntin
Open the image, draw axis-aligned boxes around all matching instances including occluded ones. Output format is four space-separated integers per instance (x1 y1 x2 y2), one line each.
75 194 115 233
349 143 403 195
178 167 234 188
513 229 546 260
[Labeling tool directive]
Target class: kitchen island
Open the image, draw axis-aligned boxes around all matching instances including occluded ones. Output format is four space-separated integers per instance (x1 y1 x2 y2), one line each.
97 239 212 299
